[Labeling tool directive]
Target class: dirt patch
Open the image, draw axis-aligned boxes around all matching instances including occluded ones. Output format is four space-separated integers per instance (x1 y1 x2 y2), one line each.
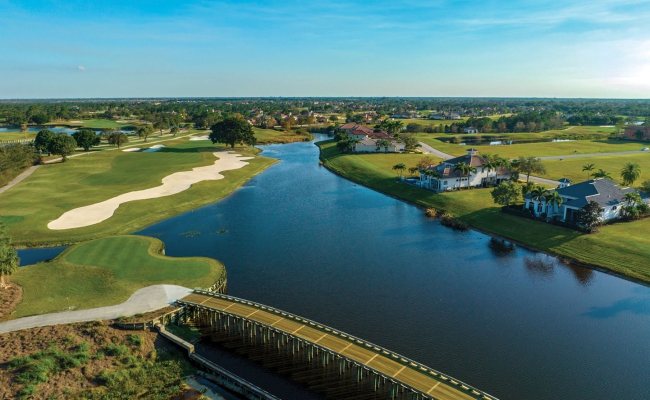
0 283 22 322
0 320 195 399
113 306 179 324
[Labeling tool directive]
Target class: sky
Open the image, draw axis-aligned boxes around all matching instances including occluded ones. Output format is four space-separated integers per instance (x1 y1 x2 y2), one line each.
2 0 650 98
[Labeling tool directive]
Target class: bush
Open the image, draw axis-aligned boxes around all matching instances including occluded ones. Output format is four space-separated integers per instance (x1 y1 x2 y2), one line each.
424 208 438 218
439 213 469 231
126 334 143 349
105 344 129 357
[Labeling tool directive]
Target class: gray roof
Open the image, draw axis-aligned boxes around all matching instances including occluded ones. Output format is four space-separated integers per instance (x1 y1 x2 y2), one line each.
525 179 648 209
559 178 572 183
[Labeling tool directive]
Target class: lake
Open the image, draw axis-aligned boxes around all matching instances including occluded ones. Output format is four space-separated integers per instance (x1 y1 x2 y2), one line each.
19 136 650 399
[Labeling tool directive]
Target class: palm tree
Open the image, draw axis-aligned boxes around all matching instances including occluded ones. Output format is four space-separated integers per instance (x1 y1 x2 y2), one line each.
20 123 28 140
623 192 642 206
423 169 440 189
376 139 391 152
530 185 549 213
408 166 419 177
392 163 406 178
592 169 612 179
582 163 595 179
481 157 499 185
453 162 477 189
621 163 641 186
544 191 564 216
494 157 510 183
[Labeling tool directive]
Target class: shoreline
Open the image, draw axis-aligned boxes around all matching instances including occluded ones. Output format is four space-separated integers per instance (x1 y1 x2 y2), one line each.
315 141 650 289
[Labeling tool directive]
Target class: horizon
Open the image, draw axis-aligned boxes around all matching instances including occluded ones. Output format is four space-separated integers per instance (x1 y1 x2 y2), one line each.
2 0 650 98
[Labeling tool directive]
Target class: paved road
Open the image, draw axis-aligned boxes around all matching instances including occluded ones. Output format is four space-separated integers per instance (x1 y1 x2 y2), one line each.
0 285 191 334
418 141 453 160
539 150 649 160
0 165 40 194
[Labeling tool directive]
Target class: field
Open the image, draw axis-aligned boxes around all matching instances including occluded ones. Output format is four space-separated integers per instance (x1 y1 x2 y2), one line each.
11 235 224 317
46 119 141 129
318 140 650 283
0 137 277 246
0 318 195 399
544 153 650 185
253 127 314 144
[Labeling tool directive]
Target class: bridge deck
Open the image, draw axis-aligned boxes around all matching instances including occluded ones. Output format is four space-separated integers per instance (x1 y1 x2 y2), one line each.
181 292 486 400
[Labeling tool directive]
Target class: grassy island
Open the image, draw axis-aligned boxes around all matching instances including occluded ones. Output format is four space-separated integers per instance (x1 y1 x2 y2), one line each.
11 235 224 317
318 139 650 284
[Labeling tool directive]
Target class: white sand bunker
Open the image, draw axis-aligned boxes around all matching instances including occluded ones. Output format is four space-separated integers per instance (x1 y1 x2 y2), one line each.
48 152 254 230
143 144 165 152
190 135 210 141
122 147 141 152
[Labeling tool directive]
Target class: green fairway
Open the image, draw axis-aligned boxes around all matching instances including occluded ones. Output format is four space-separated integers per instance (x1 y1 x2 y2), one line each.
0 131 37 141
11 236 224 317
318 139 650 284
253 128 313 144
544 153 650 185
45 119 140 129
0 137 277 246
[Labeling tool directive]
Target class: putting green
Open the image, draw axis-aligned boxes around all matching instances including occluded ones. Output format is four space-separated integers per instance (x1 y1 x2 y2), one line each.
11 235 224 317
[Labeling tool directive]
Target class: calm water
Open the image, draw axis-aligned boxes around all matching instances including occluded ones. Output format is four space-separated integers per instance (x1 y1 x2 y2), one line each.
19 136 650 399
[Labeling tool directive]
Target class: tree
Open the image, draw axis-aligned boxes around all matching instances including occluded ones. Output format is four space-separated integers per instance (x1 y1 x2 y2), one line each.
592 169 612 179
623 192 642 207
210 117 257 148
517 156 547 182
491 181 522 207
47 134 77 162
137 125 155 142
336 138 358 153
329 115 339 122
453 162 477 188
33 129 56 154
416 156 436 171
408 166 419 177
72 129 101 151
376 139 391 152
577 201 604 231
544 191 564 215
184 123 193 132
0 221 19 289
20 123 28 140
107 132 129 148
530 185 549 204
582 163 595 179
153 120 166 135
635 129 644 141
170 126 180 136
402 134 420 151
614 121 625 136
620 162 641 186
640 180 650 194
392 163 406 178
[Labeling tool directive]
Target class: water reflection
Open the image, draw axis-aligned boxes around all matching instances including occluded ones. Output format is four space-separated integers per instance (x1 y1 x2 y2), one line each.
487 238 516 257
582 297 650 319
559 262 595 287
523 255 555 280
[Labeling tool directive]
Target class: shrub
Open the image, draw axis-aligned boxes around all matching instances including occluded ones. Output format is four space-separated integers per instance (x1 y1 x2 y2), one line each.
424 208 438 218
126 334 143 349
439 213 469 231
105 344 129 357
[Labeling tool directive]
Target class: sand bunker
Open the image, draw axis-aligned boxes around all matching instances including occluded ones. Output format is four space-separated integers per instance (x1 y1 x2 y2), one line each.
122 147 141 152
143 144 165 152
190 135 210 141
48 152 254 230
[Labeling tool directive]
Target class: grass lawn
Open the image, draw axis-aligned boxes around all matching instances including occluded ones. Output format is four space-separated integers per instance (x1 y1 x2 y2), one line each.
0 131 37 141
544 153 650 185
318 139 650 283
45 119 141 129
0 137 277 246
253 128 313 144
11 235 224 317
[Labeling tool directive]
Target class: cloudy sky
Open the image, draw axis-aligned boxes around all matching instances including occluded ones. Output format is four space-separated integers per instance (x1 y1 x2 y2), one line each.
2 0 650 98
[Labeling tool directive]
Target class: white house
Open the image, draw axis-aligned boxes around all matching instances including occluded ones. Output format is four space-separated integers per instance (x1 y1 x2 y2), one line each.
463 127 479 134
523 178 649 223
352 138 405 153
419 149 511 191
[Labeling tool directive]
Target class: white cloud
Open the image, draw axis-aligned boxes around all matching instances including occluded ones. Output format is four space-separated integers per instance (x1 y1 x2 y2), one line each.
77 66 86 71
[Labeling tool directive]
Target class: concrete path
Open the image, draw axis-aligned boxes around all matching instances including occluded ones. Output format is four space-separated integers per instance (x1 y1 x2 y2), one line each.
418 141 453 160
0 285 192 334
539 150 649 160
0 165 40 194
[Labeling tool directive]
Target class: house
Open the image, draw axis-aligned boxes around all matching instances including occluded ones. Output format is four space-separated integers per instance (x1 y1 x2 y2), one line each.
523 178 649 223
352 138 405 153
430 112 461 120
419 149 511 191
621 125 650 141
463 127 479 134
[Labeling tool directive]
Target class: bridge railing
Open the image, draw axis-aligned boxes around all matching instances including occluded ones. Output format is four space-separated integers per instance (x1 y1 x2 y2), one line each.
184 289 499 400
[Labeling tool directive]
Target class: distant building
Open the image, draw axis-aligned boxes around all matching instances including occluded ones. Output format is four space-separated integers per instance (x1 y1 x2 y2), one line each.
621 125 650 141
352 138 405 153
463 127 479 134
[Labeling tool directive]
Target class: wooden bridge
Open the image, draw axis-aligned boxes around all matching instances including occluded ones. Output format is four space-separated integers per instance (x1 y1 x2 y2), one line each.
170 290 498 400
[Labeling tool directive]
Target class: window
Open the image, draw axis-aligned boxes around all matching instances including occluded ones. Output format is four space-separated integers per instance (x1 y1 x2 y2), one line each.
612 206 617 210
443 181 448 185
537 203 543 212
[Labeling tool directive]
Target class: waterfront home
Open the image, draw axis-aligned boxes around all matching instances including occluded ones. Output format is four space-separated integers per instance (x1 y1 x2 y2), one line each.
352 138 405 153
523 178 649 223
463 127 479 134
621 125 650 141
419 149 511 191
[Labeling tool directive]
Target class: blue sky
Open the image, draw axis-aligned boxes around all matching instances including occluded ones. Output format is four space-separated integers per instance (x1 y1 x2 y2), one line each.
2 0 650 98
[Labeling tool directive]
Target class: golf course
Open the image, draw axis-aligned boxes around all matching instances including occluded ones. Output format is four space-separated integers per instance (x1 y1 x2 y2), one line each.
0 136 277 246
10 235 225 317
